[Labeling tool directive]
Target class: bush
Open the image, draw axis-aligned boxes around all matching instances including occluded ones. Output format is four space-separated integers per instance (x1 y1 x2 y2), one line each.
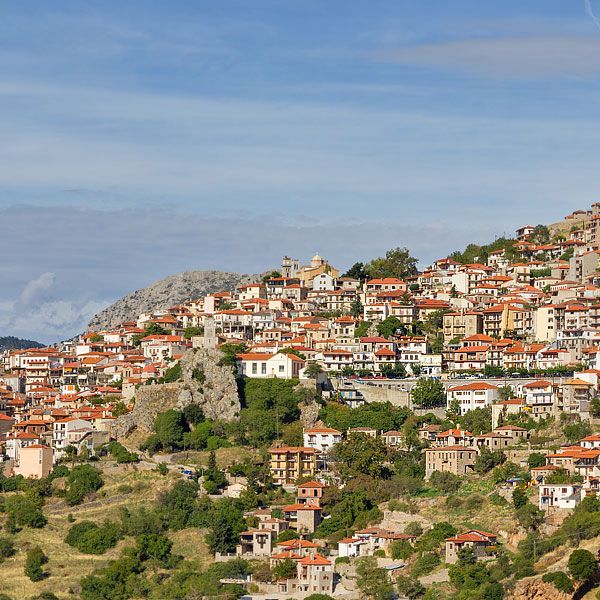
335 556 350 564
405 521 423 537
65 464 103 506
391 539 414 560
24 546 47 581
12 499 47 529
429 471 461 493
203 480 218 495
0 537 15 561
542 571 574 593
568 548 597 581
411 553 440 578
117 484 133 494
489 493 509 507
396 575 425 599
445 495 463 509
464 494 485 512
276 529 300 544
373 549 386 558
65 520 121 554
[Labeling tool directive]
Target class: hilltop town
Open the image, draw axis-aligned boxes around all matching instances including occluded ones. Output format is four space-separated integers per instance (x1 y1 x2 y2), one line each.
5 205 600 599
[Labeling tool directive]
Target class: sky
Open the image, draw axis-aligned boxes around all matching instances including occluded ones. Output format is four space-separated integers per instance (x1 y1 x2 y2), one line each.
2 1 600 343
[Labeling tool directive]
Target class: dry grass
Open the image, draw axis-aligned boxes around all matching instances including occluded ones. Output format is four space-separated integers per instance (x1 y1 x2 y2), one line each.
0 466 175 599
169 528 212 569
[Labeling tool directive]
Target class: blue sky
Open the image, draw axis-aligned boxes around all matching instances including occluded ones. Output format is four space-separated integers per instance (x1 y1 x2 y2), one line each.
2 1 600 343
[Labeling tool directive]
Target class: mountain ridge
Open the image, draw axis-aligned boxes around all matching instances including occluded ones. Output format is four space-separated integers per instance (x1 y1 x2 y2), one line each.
86 269 265 332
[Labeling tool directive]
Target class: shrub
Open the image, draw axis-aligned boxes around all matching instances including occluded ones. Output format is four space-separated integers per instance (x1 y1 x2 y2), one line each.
24 546 47 581
405 521 423 537
464 494 485 512
542 571 574 593
156 463 168 476
65 464 103 506
335 556 350 564
391 539 414 560
411 553 440 578
65 520 121 554
373 549 386 558
445 495 463 509
396 575 425 599
13 500 47 529
203 480 218 495
429 471 461 493
568 548 597 581
277 529 300 544
489 493 509 507
0 537 15 561
117 484 133 494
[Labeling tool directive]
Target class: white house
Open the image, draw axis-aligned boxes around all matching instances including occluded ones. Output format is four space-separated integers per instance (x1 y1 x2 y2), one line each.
52 418 93 455
337 537 365 558
446 382 500 415
236 352 305 379
539 484 583 511
303 427 342 453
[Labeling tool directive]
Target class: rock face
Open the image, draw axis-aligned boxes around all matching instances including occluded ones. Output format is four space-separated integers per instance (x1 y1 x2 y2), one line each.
507 579 574 600
112 349 241 439
88 270 263 331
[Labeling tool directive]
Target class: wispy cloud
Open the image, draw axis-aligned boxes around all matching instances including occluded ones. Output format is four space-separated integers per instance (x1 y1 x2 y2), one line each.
375 36 600 79
0 204 510 343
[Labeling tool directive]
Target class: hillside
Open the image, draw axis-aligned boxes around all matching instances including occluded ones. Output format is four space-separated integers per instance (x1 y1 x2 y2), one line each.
87 269 264 331
0 335 44 351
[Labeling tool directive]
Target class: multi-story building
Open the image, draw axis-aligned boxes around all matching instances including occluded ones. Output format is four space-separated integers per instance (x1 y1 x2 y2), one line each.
268 446 317 485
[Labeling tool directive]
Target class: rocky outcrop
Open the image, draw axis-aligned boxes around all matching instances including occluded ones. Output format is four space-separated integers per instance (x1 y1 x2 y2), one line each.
88 270 264 331
112 348 241 439
507 579 574 600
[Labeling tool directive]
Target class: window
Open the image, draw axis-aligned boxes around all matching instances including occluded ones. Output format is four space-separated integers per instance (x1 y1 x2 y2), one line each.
279 365 285 373
261 362 267 375
252 363 257 374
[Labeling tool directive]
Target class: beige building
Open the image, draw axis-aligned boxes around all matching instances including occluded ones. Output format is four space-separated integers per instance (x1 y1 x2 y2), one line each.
268 446 317 485
424 445 477 478
443 311 483 343
15 444 53 479
535 305 557 343
445 530 498 564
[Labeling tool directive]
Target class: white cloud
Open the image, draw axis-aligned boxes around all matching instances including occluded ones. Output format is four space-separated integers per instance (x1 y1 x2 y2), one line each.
20 272 55 305
375 35 600 79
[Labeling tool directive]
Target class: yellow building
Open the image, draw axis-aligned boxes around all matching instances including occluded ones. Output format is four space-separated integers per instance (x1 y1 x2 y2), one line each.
268 446 317 485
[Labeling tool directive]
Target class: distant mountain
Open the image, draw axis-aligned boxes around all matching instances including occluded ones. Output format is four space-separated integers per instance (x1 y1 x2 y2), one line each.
0 336 44 351
87 270 265 332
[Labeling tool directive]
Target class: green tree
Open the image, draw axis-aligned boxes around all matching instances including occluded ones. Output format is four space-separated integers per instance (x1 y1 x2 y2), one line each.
590 397 600 418
154 409 188 450
343 262 368 281
377 316 404 339
24 546 48 581
330 434 389 481
411 378 446 409
512 487 528 509
568 548 596 581
498 385 515 400
184 326 204 339
304 362 324 379
262 270 282 284
474 446 505 474
65 464 103 506
365 247 419 281
527 453 546 469
134 533 175 566
351 296 364 318
0 537 15 561
356 556 394 600
429 471 461 493
396 575 425 599
272 558 296 580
